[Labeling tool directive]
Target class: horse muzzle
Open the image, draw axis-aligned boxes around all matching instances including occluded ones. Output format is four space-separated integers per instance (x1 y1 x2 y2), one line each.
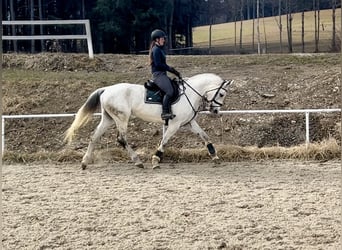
210 106 220 115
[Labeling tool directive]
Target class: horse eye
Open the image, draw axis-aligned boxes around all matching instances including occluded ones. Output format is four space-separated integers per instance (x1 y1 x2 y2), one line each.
219 93 224 97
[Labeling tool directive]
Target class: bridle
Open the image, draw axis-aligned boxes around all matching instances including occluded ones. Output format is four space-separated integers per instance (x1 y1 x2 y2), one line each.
179 78 231 121
205 80 230 109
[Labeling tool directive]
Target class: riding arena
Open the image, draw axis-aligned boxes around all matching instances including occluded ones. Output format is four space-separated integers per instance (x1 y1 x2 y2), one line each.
2 53 341 249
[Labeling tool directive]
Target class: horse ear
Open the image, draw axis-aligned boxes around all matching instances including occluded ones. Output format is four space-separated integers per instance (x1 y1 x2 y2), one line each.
223 79 233 88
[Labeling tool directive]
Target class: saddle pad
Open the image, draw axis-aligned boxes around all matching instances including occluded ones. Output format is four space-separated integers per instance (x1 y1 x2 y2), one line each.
144 79 181 104
145 89 163 104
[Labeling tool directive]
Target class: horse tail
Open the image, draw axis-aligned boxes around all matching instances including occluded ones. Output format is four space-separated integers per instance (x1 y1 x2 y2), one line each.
64 88 105 143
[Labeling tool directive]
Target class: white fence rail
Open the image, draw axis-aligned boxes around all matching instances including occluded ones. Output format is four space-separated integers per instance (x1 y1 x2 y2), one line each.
2 20 94 59
1 108 341 154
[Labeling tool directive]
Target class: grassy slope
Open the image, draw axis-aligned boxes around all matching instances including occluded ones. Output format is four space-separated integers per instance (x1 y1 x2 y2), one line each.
193 8 341 49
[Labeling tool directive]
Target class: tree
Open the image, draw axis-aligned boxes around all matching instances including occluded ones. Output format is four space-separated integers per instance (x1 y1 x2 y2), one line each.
278 0 283 53
297 0 312 53
203 0 229 54
285 0 293 53
9 0 18 52
257 0 261 54
313 0 321 52
331 0 337 51
1 0 337 54
239 0 244 51
30 0 35 53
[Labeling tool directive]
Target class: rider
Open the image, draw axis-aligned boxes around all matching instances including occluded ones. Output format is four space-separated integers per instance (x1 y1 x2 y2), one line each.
149 29 181 120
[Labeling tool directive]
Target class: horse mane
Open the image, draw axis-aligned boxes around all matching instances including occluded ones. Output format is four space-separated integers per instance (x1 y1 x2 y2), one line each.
187 73 223 88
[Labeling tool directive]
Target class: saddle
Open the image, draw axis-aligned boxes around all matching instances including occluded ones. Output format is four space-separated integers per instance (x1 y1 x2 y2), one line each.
144 78 180 104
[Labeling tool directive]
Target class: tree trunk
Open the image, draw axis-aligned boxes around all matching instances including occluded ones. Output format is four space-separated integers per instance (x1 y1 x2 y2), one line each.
317 0 320 52
331 0 336 51
286 0 293 53
30 0 35 53
209 20 212 54
187 14 193 48
246 0 250 20
257 0 261 54
81 0 86 52
168 0 174 51
279 0 283 53
314 0 319 52
10 0 18 52
262 0 267 53
301 11 305 53
0 2 2 54
239 0 244 52
234 15 237 54
38 0 44 51
252 0 255 51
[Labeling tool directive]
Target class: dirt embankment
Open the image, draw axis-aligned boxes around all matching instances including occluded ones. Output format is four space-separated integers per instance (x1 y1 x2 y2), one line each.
2 53 341 161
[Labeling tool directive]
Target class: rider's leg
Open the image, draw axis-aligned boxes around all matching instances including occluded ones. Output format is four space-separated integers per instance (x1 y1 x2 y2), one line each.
161 94 175 120
153 73 175 120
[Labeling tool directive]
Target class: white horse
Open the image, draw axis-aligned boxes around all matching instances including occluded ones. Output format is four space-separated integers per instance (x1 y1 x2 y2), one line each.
64 73 232 169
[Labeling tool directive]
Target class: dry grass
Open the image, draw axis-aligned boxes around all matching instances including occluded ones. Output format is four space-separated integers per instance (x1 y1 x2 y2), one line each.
193 8 341 50
3 139 340 164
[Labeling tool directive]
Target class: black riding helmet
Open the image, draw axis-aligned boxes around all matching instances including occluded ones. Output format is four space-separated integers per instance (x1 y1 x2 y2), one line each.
151 29 167 41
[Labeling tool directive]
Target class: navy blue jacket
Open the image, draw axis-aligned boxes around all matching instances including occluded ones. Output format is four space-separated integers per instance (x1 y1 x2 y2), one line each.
151 45 172 74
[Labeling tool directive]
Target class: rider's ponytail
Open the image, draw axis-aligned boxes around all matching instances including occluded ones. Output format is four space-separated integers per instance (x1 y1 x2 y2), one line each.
149 41 155 65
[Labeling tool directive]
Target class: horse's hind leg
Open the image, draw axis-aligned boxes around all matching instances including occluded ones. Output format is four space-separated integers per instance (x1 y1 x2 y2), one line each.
82 112 113 170
188 120 220 164
113 115 144 168
117 132 144 168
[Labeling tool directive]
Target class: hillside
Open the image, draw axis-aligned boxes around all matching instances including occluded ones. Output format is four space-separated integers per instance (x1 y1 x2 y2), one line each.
2 53 341 162
193 8 341 53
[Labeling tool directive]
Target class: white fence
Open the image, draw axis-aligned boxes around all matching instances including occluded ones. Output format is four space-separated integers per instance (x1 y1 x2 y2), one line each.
1 108 341 154
2 20 94 59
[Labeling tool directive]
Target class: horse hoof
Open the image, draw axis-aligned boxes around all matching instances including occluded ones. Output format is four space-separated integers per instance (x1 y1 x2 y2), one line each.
81 163 87 170
212 156 221 166
152 155 160 169
135 162 144 168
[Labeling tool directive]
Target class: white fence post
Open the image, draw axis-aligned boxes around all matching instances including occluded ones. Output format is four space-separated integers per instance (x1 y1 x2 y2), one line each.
84 20 94 59
2 117 4 155
305 112 310 144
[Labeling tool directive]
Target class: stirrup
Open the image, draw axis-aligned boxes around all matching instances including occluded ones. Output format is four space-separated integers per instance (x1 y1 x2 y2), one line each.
161 113 176 120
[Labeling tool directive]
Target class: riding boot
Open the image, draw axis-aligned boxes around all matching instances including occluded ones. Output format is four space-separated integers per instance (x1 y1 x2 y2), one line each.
161 95 175 120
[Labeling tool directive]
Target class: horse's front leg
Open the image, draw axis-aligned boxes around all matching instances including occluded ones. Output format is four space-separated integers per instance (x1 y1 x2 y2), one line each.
189 120 220 165
152 123 181 169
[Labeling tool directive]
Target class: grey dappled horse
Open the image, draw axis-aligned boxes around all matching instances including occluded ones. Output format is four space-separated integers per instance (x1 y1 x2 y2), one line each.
65 73 232 169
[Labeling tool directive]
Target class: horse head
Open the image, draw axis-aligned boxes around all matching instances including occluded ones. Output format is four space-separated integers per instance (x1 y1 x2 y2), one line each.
205 78 233 114
186 73 233 115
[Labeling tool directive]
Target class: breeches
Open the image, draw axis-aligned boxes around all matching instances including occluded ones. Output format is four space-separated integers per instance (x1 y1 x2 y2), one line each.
152 72 174 97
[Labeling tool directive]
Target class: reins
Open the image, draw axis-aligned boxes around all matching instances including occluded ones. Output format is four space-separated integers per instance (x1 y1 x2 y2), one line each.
178 78 201 122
